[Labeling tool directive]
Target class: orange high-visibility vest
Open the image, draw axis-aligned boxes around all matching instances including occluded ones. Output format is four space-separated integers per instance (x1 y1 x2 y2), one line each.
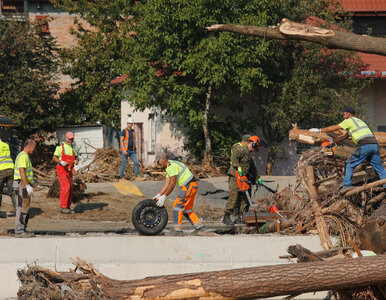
121 128 136 151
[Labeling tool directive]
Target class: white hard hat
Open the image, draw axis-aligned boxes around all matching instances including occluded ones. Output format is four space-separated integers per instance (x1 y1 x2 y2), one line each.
127 117 134 124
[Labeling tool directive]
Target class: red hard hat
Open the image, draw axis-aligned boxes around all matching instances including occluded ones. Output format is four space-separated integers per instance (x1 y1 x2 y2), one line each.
248 135 260 148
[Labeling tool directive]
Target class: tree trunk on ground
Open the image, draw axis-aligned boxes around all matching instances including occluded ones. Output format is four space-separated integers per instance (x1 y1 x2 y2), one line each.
206 18 386 56
202 85 214 165
18 256 386 299
266 145 278 175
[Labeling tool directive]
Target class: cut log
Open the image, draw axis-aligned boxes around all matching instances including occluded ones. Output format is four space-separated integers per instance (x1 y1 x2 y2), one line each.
305 165 333 250
206 18 386 56
287 244 323 262
344 179 386 197
17 256 386 299
288 126 386 147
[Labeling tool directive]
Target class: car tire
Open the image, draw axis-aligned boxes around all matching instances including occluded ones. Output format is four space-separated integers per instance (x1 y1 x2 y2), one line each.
132 199 168 235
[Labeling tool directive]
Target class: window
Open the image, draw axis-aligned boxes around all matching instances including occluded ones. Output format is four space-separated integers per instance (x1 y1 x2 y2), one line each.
377 126 386 132
1 1 24 13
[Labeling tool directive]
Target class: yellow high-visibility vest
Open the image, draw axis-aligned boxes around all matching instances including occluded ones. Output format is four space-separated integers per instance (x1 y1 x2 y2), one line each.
14 151 33 184
346 117 374 144
0 140 14 171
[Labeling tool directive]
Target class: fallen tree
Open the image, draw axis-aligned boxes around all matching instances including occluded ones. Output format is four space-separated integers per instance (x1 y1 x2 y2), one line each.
206 18 386 56
17 255 386 299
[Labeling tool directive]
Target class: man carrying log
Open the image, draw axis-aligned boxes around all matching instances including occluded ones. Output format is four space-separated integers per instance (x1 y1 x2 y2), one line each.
309 106 386 189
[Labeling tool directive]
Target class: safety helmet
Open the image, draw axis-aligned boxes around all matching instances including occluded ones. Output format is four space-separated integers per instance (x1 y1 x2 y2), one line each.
248 135 260 149
127 117 134 124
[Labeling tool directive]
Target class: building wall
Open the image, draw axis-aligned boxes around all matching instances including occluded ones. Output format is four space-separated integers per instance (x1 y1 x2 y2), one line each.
363 79 386 130
121 101 185 166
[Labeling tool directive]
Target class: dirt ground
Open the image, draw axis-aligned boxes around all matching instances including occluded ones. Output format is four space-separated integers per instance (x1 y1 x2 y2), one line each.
0 183 224 235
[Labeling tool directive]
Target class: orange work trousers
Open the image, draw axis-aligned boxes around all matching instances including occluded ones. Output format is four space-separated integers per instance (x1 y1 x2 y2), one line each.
173 181 203 231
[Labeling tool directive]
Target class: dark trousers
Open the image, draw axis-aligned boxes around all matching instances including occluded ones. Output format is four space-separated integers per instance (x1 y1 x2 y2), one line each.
0 168 16 209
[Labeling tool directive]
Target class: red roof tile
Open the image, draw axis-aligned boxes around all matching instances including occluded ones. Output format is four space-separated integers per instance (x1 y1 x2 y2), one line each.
358 52 386 77
339 0 386 12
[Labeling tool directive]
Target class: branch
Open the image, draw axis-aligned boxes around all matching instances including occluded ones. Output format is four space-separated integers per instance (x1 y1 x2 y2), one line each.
206 18 386 56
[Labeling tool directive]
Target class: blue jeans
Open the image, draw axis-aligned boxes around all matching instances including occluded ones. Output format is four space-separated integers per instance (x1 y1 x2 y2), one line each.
120 150 139 177
343 143 386 189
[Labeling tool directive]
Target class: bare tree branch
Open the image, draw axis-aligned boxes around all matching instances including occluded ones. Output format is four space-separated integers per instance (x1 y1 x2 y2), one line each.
206 18 386 56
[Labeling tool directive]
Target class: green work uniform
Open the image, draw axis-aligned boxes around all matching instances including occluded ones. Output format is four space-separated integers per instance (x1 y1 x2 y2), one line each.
225 142 258 215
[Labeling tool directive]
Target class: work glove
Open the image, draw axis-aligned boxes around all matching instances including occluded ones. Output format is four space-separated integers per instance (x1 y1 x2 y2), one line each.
309 128 321 133
153 193 161 200
60 160 68 167
237 167 243 176
156 194 166 207
26 185 33 196
257 178 263 185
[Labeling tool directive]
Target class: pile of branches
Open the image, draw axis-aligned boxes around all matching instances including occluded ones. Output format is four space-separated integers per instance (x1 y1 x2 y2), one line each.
278 127 386 252
77 148 125 182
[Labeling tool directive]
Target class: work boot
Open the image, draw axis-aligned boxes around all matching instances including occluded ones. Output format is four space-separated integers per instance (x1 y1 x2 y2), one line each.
190 227 215 236
60 208 73 214
222 213 234 225
167 230 184 236
190 227 204 236
15 232 35 238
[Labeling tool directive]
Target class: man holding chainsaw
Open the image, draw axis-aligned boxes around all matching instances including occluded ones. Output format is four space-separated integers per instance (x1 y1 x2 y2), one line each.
52 132 79 214
309 106 386 189
153 152 204 236
222 134 260 225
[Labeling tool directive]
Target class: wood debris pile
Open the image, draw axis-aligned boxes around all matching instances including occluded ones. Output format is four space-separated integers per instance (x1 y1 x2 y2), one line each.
271 127 386 253
77 148 126 182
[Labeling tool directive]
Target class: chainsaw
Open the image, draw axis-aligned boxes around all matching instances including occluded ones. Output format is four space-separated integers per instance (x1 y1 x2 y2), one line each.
235 171 255 208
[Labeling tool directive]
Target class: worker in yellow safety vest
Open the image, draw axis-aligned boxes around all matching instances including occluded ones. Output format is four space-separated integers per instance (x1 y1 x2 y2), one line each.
0 131 16 213
309 106 386 189
14 139 36 238
153 152 205 236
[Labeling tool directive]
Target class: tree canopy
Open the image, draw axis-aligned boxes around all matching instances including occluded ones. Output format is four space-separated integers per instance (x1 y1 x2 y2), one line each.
52 0 370 172
0 19 60 137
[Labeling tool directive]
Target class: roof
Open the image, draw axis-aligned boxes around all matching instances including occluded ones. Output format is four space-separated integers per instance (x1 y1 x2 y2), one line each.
357 52 386 77
306 16 386 78
339 0 386 14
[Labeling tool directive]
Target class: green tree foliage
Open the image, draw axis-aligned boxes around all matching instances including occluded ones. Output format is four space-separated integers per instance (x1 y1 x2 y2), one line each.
122 0 276 164
52 0 136 126
53 0 369 173
0 19 59 137
122 0 368 171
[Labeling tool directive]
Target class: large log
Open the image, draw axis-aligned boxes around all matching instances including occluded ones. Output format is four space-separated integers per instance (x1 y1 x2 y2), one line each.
206 18 386 56
18 256 386 299
289 127 386 147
